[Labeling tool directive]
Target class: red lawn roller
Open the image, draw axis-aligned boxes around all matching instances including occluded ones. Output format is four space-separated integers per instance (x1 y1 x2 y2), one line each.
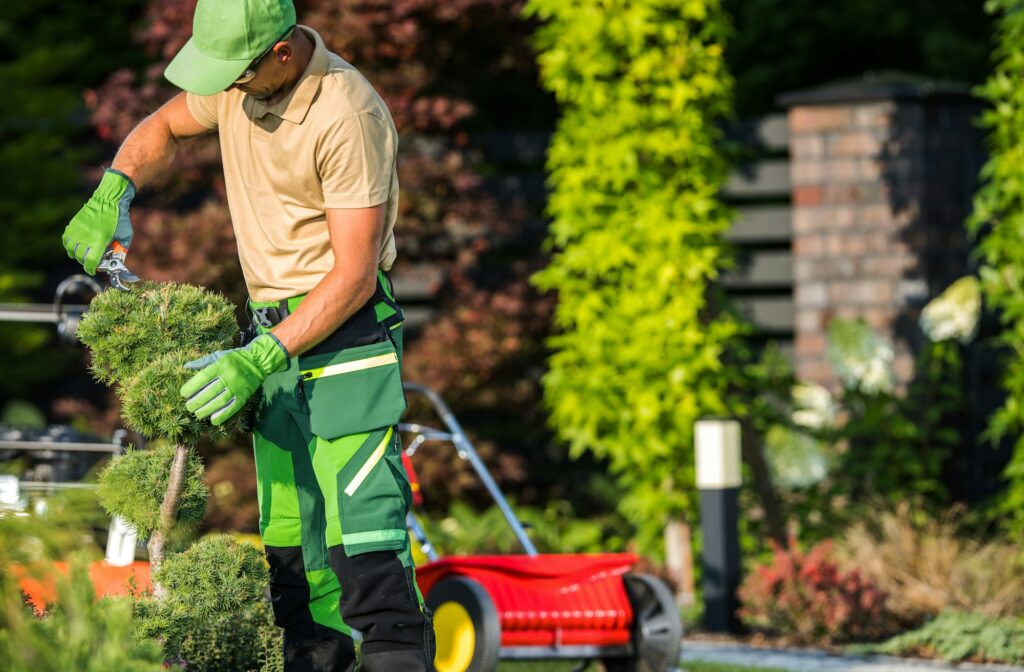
400 383 683 672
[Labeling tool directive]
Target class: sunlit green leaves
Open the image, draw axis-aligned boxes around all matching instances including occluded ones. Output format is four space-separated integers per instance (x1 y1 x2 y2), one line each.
525 0 738 553
969 0 1024 535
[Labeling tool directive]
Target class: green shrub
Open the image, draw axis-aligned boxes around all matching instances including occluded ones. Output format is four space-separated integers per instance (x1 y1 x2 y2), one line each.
824 319 961 502
0 514 170 672
76 281 237 384
866 611 1024 664
134 535 282 672
768 318 963 540
153 535 268 618
969 0 1024 535
97 443 207 538
119 349 243 443
524 0 742 554
77 282 244 444
77 282 276 667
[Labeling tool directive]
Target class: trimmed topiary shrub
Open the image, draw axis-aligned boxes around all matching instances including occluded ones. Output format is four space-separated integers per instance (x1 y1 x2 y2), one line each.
133 536 282 672
78 281 241 578
76 282 237 385
78 282 243 444
79 282 283 669
97 444 207 539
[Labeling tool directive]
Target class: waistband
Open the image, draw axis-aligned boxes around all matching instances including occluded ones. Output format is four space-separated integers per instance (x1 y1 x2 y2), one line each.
248 269 401 329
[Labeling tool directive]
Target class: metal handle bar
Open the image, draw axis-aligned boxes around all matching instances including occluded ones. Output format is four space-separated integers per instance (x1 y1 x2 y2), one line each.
401 382 538 556
0 274 101 345
0 303 89 323
0 440 124 454
0 429 129 456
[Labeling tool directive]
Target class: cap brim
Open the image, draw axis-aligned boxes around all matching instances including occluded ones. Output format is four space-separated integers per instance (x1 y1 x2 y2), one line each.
164 37 252 96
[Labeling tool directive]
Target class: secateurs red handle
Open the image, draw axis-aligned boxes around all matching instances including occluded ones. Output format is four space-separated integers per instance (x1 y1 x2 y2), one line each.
96 241 140 292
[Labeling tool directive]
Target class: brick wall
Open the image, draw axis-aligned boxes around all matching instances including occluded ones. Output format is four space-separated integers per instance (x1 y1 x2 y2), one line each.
780 76 983 391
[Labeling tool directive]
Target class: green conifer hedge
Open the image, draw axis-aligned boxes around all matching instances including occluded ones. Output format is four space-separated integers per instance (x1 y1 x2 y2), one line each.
524 0 742 551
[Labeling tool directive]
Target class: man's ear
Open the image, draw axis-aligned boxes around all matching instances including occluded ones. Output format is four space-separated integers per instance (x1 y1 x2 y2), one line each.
272 42 293 64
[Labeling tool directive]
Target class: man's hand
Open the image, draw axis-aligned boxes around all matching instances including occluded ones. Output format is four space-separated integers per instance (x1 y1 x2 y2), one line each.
179 333 289 426
62 169 135 275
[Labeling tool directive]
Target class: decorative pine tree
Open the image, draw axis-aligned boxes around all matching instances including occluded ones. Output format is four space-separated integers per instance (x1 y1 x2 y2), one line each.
76 281 242 593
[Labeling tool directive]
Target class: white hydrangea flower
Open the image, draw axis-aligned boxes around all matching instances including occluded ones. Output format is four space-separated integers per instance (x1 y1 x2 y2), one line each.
791 382 835 429
827 318 895 395
764 425 831 488
920 276 981 344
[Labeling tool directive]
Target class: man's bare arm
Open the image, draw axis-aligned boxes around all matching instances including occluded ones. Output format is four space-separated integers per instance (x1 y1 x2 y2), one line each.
111 93 213 188
271 204 387 356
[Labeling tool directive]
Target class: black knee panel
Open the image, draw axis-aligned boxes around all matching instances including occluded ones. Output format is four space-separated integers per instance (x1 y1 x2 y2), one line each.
283 630 356 672
328 546 435 668
266 546 358 672
266 546 316 636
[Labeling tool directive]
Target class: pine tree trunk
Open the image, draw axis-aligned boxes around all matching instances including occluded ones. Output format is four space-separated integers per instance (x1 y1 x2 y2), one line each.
147 443 189 598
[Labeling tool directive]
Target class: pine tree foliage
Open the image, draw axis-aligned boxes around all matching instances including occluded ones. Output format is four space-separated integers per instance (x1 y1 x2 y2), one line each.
152 535 268 620
76 282 242 443
524 0 742 552
0 515 169 672
968 0 1024 534
119 350 236 444
76 282 237 385
97 443 207 538
134 536 282 672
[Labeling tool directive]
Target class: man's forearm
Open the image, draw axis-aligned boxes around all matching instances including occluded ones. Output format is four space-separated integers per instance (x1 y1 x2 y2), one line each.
270 263 378 357
110 109 183 188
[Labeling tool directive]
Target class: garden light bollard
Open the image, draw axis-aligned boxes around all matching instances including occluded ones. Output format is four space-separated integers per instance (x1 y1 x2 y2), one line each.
696 418 742 633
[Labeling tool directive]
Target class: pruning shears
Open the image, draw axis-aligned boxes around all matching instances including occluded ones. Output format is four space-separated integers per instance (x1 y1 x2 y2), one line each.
96 241 140 292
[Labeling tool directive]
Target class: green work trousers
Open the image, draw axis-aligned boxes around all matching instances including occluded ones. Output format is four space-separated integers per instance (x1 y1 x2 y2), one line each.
250 280 435 672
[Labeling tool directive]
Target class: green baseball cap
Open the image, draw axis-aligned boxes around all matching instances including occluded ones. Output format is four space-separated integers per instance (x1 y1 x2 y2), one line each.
165 0 297 96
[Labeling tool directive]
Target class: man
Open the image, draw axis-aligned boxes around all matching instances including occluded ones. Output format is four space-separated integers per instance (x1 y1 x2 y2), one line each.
61 0 435 670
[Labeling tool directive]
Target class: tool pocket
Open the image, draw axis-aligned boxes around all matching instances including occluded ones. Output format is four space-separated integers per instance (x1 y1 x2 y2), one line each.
299 338 406 440
337 428 411 555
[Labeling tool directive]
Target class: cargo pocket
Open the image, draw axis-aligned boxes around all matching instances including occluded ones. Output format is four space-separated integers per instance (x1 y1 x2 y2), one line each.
299 338 406 440
337 428 411 556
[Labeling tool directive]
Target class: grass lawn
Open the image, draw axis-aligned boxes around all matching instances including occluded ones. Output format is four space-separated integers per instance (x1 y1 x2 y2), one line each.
498 662 787 671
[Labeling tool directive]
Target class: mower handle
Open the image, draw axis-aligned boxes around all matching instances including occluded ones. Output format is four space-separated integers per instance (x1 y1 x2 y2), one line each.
400 382 539 557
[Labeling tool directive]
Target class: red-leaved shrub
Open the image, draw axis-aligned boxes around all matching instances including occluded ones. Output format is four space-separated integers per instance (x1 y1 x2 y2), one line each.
737 538 894 644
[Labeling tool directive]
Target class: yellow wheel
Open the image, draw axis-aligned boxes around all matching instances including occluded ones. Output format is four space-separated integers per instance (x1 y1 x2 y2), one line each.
426 576 501 672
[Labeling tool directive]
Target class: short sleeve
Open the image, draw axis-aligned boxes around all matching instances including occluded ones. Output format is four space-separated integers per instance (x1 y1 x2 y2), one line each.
318 112 396 209
186 92 219 130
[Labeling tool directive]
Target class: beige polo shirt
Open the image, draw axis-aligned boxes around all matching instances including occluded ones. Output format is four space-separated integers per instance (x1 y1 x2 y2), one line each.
186 26 399 302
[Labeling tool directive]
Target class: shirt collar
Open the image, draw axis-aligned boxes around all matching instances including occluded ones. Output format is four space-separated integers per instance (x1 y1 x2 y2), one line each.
246 26 329 125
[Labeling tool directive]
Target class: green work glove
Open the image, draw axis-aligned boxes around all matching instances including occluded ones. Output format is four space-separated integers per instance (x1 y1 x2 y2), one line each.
179 333 289 426
62 168 136 274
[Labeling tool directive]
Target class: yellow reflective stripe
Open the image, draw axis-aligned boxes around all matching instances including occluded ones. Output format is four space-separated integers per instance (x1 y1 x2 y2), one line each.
344 428 393 496
301 352 398 380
